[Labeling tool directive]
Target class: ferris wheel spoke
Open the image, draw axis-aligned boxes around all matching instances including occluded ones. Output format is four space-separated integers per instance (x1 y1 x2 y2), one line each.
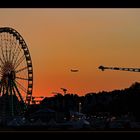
15 80 27 93
16 76 28 80
12 80 26 105
2 38 9 62
11 49 19 64
11 44 20 64
8 38 13 62
14 55 25 70
8 49 12 62
6 33 10 62
0 71 3 76
11 85 16 97
0 44 6 63
5 41 9 62
13 48 22 67
0 55 4 65
8 41 14 63
0 64 3 70
15 66 28 73
0 68 3 76
10 41 17 63
11 82 22 102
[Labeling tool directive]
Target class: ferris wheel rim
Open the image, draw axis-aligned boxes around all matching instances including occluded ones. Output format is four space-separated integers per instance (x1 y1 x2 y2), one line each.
0 27 33 105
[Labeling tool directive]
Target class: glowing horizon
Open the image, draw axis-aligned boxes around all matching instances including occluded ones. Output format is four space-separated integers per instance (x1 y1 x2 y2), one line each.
0 8 140 97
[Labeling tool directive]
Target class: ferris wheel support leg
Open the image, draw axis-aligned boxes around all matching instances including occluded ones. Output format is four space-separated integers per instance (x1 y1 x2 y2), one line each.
12 81 27 110
9 80 14 117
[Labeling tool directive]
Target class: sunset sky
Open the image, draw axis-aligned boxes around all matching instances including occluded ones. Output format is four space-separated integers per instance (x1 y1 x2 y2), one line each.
0 8 140 97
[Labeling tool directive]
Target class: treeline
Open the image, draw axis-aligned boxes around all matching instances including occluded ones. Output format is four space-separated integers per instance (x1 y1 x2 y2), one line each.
32 82 140 119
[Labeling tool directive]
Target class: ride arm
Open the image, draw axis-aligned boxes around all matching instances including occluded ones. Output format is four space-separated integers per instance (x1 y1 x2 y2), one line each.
98 65 140 72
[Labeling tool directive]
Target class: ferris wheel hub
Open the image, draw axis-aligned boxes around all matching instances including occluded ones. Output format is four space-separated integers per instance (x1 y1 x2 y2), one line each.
2 62 15 81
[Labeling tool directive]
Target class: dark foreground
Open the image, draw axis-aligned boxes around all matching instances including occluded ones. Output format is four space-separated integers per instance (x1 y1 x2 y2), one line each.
0 126 140 132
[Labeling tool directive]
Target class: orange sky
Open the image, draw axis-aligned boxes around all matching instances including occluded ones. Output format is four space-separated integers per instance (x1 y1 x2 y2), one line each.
0 8 140 97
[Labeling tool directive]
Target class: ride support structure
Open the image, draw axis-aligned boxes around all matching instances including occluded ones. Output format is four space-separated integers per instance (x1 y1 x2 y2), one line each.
98 65 140 73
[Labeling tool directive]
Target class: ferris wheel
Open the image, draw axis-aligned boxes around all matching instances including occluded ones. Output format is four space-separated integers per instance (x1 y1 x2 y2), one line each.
0 27 33 116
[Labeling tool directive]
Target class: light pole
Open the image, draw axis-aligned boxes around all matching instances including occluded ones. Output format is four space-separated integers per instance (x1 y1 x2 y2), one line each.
79 102 81 113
